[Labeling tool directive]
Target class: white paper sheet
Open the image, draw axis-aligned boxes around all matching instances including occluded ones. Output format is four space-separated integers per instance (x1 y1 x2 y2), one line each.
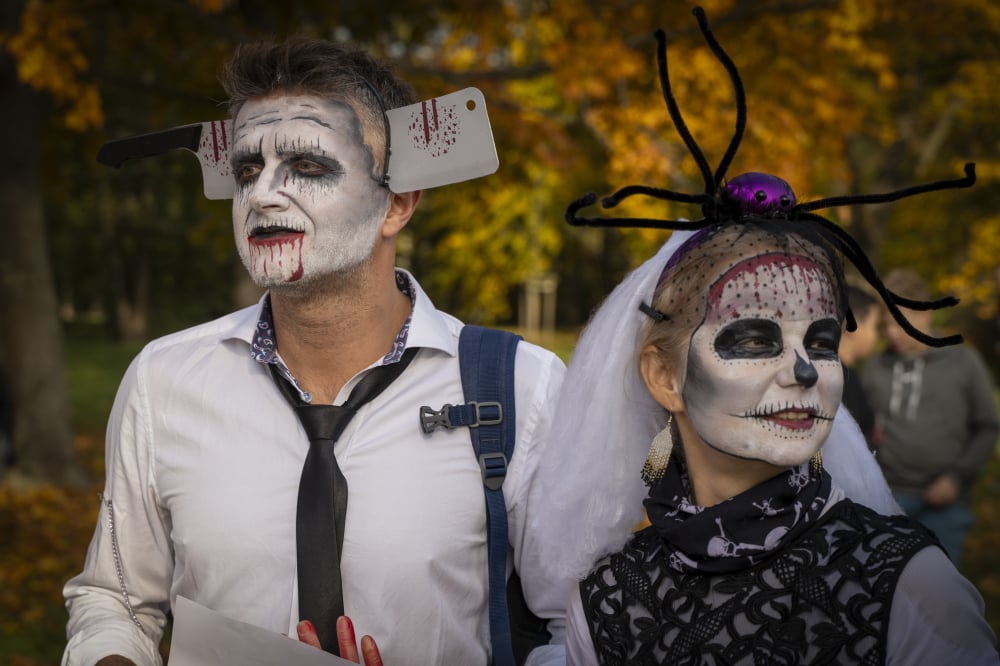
169 595 353 665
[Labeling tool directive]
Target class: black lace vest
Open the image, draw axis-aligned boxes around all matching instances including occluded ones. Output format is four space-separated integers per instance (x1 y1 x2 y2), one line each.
579 500 937 665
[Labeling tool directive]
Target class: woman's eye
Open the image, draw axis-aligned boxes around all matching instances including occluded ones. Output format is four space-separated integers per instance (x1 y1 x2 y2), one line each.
806 337 840 360
738 337 774 349
805 320 841 359
714 319 783 359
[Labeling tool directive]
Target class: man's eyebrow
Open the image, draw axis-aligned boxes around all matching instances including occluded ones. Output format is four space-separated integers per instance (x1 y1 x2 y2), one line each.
233 113 336 143
233 112 281 138
231 147 261 161
230 139 264 167
288 115 336 131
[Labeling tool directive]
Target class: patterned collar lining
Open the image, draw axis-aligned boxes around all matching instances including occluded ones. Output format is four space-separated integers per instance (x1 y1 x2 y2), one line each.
249 270 415 403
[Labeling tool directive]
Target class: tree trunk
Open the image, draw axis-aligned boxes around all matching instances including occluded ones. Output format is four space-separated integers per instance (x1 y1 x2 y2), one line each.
0 8 86 486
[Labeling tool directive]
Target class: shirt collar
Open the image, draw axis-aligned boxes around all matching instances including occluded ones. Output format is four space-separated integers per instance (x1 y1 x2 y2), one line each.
395 267 459 358
244 268 458 368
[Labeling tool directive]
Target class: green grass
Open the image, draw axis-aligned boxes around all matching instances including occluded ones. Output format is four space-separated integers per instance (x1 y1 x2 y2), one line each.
64 328 145 436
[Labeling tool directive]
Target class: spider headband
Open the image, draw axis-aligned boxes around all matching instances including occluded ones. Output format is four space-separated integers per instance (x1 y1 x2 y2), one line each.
566 6 976 347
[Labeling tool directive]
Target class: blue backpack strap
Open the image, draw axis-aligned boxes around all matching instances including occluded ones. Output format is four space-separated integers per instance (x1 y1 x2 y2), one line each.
459 324 520 666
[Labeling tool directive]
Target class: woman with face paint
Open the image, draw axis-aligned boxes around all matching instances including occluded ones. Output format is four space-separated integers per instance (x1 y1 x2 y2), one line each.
527 8 998 665
530 221 998 666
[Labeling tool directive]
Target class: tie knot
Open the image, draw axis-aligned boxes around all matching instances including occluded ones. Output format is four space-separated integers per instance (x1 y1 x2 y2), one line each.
296 404 355 443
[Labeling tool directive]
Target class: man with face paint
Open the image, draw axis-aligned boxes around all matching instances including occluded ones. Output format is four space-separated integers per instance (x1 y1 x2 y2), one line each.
862 268 998 565
532 224 998 665
62 38 567 666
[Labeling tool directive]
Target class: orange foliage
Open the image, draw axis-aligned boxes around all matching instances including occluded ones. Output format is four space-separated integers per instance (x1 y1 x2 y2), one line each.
0 480 100 635
1 0 103 129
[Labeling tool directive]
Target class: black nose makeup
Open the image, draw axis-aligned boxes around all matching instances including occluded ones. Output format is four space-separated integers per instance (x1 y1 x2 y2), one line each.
793 351 819 388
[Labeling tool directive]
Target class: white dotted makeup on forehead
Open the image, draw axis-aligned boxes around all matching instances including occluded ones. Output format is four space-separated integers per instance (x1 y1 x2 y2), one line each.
563 6 976 351
648 225 845 348
705 253 837 324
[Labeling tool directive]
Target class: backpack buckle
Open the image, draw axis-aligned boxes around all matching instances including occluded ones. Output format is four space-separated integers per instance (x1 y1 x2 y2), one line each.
479 452 508 490
419 404 452 433
468 401 502 428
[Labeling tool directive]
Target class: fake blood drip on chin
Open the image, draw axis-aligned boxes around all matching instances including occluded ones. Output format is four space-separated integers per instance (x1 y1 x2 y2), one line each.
248 234 304 281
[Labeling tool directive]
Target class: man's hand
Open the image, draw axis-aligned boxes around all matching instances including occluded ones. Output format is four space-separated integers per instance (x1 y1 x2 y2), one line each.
923 475 960 507
296 620 323 649
296 616 383 665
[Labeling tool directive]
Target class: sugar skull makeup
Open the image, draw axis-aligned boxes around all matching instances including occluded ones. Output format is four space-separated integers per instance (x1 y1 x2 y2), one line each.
231 94 390 288
681 252 843 467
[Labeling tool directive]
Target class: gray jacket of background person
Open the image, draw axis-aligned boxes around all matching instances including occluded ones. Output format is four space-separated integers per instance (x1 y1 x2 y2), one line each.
862 344 998 499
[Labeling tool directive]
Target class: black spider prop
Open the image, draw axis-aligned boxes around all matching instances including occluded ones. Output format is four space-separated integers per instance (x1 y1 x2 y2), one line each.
565 6 977 347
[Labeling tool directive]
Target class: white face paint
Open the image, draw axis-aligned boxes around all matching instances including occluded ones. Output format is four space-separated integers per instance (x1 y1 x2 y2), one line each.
681 252 843 467
231 95 390 288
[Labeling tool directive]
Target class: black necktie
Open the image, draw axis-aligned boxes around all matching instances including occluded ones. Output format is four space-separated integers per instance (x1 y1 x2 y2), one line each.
269 346 418 654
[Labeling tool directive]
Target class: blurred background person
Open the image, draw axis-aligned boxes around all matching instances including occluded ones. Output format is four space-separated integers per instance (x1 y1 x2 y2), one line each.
863 268 999 565
841 284 882 448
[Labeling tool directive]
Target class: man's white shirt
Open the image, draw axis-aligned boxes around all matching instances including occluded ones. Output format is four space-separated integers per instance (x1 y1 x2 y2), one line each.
63 271 567 665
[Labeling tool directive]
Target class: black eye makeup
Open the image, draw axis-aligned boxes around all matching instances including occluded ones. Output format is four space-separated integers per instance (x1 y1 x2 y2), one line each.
714 318 783 359
230 148 346 190
231 142 265 185
285 153 345 180
803 318 841 361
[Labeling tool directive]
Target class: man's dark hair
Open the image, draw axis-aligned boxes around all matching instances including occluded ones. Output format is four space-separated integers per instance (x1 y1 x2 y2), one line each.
221 36 416 173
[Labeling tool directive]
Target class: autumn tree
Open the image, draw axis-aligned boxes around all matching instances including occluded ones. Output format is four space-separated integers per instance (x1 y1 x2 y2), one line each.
3 0 999 484
0 0 93 485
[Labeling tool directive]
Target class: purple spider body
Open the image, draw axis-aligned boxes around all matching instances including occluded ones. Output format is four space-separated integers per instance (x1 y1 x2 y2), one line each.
564 8 974 347
724 172 796 216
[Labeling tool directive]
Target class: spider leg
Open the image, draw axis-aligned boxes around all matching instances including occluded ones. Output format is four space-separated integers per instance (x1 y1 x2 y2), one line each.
800 212 962 346
795 163 976 213
691 7 747 187
602 185 709 209
564 194 710 231
845 307 857 332
654 28 715 197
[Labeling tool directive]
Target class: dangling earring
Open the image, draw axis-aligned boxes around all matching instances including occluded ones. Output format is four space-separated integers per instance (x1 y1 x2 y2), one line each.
642 414 674 486
811 450 823 476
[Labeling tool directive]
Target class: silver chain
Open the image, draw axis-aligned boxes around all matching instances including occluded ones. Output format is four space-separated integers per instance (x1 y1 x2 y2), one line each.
104 495 150 636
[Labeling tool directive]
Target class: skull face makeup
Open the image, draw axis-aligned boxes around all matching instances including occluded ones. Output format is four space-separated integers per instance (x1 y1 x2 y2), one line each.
681 252 843 467
231 94 390 288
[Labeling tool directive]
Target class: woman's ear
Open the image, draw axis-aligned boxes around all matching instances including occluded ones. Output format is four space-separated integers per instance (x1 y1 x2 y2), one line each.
640 345 685 413
381 189 422 238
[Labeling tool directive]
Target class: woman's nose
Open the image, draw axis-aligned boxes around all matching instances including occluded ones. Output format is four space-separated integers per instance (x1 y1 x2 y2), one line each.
792 350 819 387
776 346 819 388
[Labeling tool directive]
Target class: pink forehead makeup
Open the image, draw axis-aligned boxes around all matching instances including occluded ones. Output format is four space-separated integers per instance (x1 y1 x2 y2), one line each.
705 253 836 322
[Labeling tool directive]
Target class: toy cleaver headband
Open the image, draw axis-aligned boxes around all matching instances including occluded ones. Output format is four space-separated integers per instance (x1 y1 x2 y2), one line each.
97 87 500 198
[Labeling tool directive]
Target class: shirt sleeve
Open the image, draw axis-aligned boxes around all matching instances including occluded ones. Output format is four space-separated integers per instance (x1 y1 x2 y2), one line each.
62 353 172 666
506 343 569 666
887 546 1000 665
564 584 601 666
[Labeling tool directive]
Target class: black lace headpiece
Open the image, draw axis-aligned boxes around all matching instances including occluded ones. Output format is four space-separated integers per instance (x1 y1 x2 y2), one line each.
566 6 976 347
